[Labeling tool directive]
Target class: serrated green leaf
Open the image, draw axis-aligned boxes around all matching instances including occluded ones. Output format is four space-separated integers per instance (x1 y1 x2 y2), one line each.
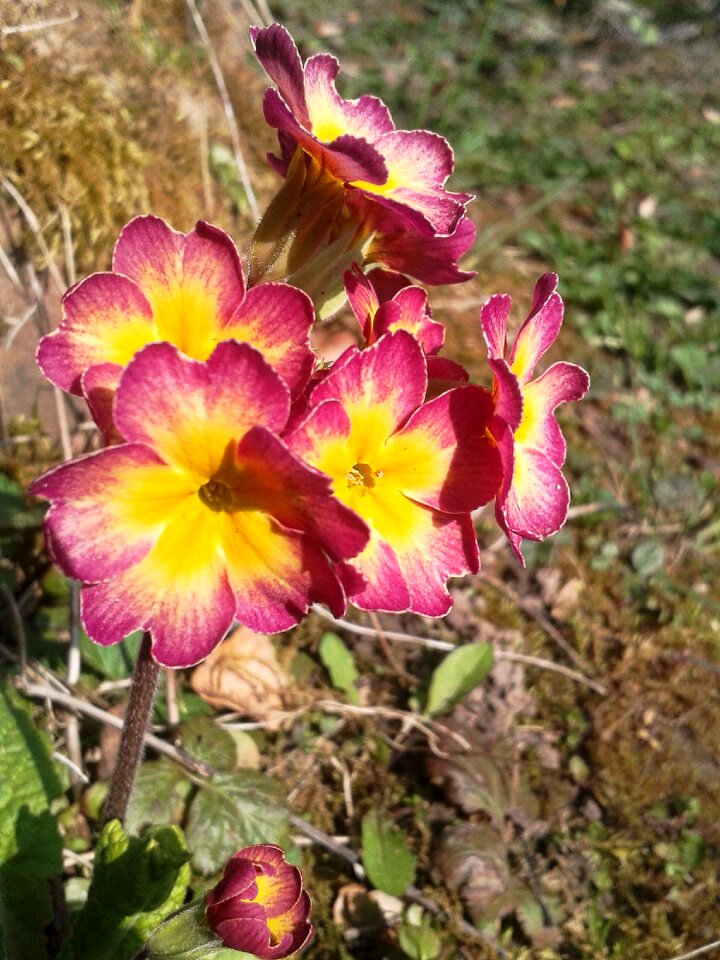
0 685 64 960
186 771 289 876
179 715 236 771
79 629 142 680
361 809 416 897
58 821 190 960
425 643 493 717
125 761 192 835
319 632 359 704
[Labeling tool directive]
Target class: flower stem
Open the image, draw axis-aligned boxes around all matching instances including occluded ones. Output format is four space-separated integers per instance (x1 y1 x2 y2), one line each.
102 632 160 824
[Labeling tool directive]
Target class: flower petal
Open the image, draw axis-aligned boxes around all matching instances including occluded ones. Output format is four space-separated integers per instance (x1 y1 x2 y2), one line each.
351 130 468 236
479 293 511 360
364 207 476 285
392 506 479 616
80 363 123 446
387 385 501 512
339 531 410 613
304 53 393 144
220 510 346 627
503 445 570 541
508 279 563 384
80 499 237 667
249 23 311 129
114 341 289 481
488 357 523 432
229 426 368 562
37 273 155 393
206 858 258 907
310 331 427 444
223 282 315 397
514 361 590 466
30 444 190 582
113 217 247 360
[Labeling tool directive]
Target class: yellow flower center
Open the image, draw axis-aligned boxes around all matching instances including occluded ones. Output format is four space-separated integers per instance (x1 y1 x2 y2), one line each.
346 461 382 493
198 478 233 512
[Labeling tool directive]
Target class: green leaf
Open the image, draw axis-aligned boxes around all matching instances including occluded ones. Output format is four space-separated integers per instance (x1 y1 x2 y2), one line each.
0 685 64 960
631 539 665 578
0 473 43 533
79 629 142 680
125 761 192 835
186 771 289 876
398 915 441 960
319 631 359 704
145 900 223 959
145 900 258 960
425 643 493 717
361 809 416 897
179 715 237 771
58 821 190 960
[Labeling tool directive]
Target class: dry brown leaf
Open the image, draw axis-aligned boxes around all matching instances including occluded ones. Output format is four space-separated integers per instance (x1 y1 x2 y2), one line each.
190 626 289 716
332 883 402 940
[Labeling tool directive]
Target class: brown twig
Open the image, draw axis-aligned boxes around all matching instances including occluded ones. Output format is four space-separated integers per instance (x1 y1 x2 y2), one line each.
314 606 605 692
21 680 213 776
0 10 79 36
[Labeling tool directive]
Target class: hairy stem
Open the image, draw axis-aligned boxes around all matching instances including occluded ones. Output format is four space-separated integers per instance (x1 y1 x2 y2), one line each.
102 633 160 824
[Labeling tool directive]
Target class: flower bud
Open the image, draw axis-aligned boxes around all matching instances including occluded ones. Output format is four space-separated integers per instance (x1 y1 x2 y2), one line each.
206 844 312 959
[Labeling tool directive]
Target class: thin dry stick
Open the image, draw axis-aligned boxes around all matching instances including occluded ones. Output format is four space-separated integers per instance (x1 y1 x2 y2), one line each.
313 606 454 651
666 942 720 960
0 234 24 294
65 582 84 796
501 650 606 695
21 681 213 777
1 179 66 293
58 204 76 287
237 0 272 28
198 101 214 216
164 668 180 729
56 206 84 793
314 606 605 692
0 10 79 36
184 0 260 221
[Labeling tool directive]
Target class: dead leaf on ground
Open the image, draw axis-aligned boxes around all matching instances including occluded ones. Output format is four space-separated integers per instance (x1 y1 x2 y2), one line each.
332 883 403 941
191 626 290 717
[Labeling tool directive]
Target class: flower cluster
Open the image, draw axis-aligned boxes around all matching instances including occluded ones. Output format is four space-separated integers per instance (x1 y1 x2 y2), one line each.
31 23 588 675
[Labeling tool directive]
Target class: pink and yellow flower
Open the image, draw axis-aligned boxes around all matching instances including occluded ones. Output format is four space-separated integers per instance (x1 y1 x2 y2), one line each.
37 216 316 410
480 274 590 562
30 340 368 667
250 23 470 237
351 195 476 286
288 331 501 615
206 844 312 959
344 265 444 354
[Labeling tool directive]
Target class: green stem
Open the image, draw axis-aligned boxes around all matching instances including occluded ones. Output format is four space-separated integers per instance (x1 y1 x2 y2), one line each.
102 633 159 824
